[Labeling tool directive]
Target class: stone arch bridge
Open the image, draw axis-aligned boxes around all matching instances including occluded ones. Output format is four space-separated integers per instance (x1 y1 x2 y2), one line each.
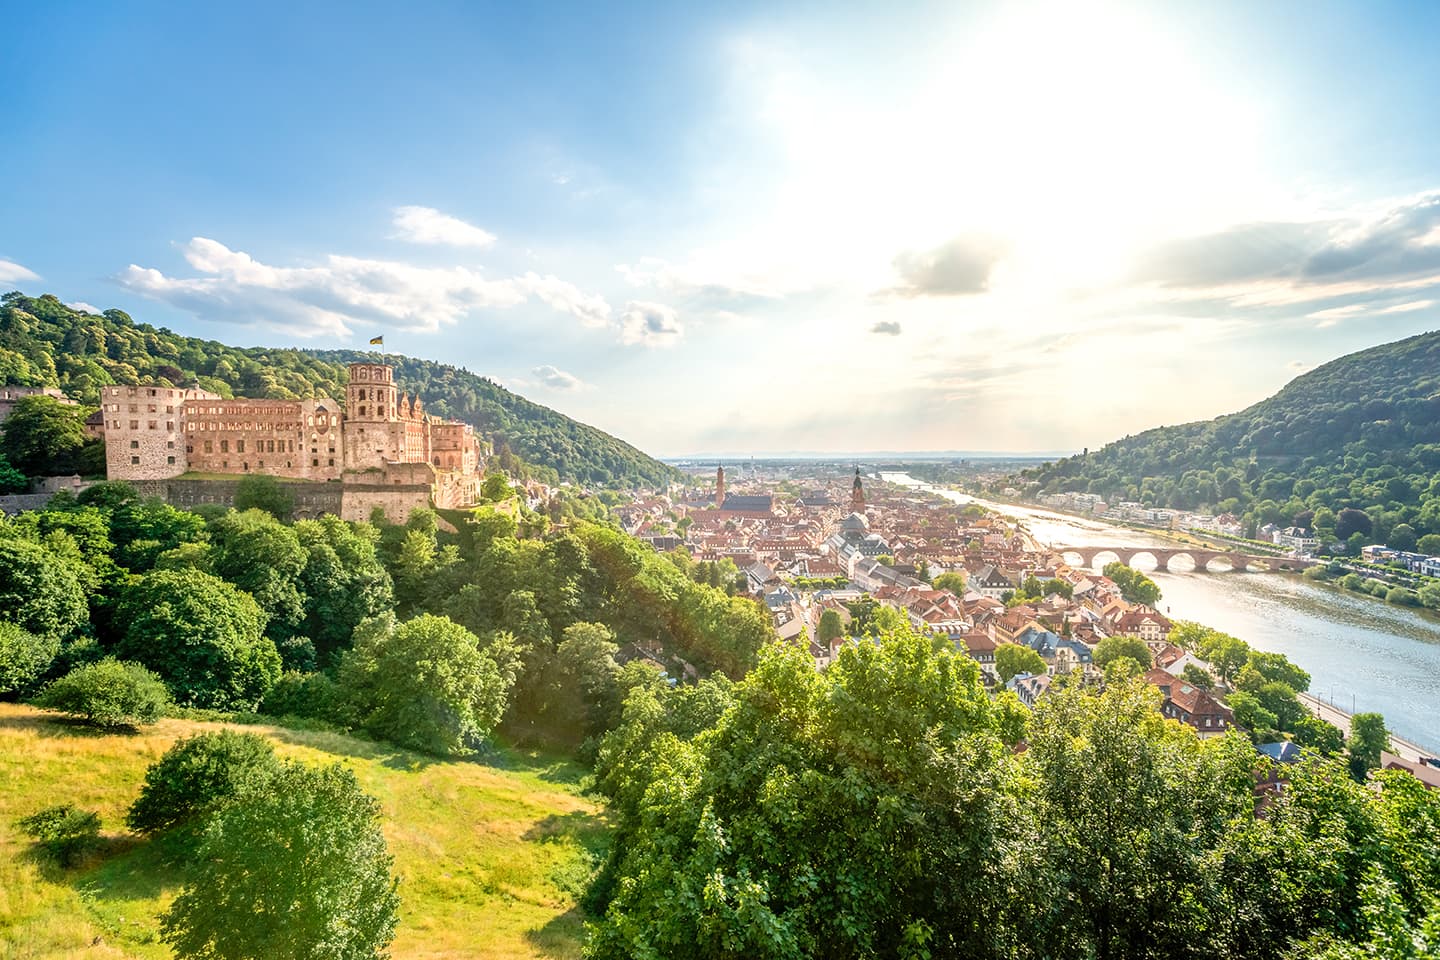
1055 545 1317 574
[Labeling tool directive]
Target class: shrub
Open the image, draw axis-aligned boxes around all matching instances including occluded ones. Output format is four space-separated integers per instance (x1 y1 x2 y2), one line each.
16 804 102 867
0 621 59 695
34 658 170 728
1385 587 1421 607
258 670 346 725
127 730 282 835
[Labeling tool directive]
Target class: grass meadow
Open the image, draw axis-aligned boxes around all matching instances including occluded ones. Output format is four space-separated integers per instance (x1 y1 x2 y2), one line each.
0 702 605 959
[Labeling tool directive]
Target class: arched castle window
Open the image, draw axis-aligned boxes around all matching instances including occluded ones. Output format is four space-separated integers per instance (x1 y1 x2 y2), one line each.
357 389 366 400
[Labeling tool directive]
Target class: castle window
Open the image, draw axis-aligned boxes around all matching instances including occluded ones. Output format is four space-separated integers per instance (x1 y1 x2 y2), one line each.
148 405 157 413
167 440 174 448
130 404 138 413
131 456 140 464
167 456 176 465
166 421 173 431
204 441 213 453
312 458 319 467
328 458 335 466
148 389 156 397
237 440 245 453
359 406 367 417
167 405 174 413
130 440 139 449
220 440 229 453
378 406 385 417
130 420 139 429
357 389 366 400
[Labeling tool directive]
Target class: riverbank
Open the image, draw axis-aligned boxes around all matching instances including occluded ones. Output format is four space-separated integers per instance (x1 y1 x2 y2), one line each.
882 473 1440 754
1298 693 1434 764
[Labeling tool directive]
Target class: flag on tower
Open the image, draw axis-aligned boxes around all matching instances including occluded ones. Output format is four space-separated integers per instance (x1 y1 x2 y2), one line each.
369 335 384 346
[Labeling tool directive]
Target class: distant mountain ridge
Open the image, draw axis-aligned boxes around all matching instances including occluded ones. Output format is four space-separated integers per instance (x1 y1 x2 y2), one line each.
0 292 679 487
1019 329 1440 546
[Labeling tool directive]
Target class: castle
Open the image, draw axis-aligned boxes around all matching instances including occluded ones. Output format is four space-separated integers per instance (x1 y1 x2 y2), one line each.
99 361 485 520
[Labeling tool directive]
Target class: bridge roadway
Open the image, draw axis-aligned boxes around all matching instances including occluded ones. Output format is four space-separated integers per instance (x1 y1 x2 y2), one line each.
1053 544 1317 574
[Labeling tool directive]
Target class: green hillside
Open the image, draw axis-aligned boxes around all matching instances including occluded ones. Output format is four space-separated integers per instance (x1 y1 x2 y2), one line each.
0 292 679 488
0 703 601 959
1019 329 1440 547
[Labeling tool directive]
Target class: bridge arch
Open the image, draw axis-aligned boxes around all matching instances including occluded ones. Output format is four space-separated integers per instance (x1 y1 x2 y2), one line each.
1124 550 1160 572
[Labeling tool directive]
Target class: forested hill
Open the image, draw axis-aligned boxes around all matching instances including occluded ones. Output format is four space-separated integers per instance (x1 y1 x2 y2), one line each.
1019 329 1440 546
0 292 680 487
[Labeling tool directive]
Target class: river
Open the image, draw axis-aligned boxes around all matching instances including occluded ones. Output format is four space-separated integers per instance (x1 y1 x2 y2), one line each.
881 474 1440 754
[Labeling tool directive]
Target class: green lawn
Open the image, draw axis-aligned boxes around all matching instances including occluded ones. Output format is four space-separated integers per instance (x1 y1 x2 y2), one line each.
0 703 605 959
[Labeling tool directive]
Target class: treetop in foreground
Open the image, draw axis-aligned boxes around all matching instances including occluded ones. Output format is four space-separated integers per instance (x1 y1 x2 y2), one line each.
161 760 399 960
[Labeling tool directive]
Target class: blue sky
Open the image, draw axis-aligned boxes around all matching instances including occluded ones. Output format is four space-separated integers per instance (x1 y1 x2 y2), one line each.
4 0 1440 457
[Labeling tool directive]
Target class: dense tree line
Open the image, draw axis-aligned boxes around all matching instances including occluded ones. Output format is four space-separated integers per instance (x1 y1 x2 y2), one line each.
587 623 1440 960
0 291 679 487
1016 330 1440 552
2 480 768 756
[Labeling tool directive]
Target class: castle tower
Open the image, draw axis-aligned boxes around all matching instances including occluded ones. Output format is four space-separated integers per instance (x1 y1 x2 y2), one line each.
851 466 865 513
344 362 400 470
715 463 726 508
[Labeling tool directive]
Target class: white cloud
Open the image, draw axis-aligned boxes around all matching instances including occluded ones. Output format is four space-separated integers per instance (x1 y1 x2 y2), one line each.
870 320 902 335
0 259 39 284
67 301 101 314
532 364 584 390
117 237 610 338
618 301 683 347
390 206 497 248
518 272 612 328
1377 299 1435 314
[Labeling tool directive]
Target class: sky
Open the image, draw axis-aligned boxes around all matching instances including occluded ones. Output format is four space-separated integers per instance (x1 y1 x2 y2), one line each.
4 0 1440 458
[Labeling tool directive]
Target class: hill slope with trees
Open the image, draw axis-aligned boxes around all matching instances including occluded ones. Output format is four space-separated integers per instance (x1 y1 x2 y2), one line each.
0 292 679 487
1019 329 1440 547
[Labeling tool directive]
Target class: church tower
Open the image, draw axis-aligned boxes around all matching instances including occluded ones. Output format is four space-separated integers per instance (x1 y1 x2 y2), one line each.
851 466 865 513
715 463 726 508
344 362 400 470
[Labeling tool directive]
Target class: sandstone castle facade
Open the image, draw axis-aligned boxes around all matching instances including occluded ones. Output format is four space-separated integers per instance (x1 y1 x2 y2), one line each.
100 361 485 520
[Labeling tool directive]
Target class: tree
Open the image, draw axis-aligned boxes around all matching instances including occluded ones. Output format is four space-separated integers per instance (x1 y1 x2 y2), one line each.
481 472 513 502
160 762 399 960
1246 650 1310 692
294 516 394 666
0 537 89 641
339 614 513 755
0 453 26 493
552 621 621 738
208 509 308 662
1228 691 1278 737
1102 562 1161 606
996 642 1047 682
0 621 59 695
1335 508 1373 541
816 609 844 644
1347 712 1388 780
114 569 280 710
1417 534 1440 555
933 571 967 596
233 474 295 521
1180 662 1214 690
0 395 88 476
1027 678 1255 960
127 730 282 835
35 659 170 728
1093 635 1153 673
588 625 1032 960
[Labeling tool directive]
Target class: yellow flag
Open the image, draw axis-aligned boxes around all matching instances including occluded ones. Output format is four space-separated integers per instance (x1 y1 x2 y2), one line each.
369 336 384 346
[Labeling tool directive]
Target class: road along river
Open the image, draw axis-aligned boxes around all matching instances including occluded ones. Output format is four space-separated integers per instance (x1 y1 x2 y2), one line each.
882 474 1440 754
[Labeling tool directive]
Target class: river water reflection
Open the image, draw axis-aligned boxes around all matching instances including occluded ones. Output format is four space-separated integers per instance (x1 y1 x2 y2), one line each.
881 474 1440 753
